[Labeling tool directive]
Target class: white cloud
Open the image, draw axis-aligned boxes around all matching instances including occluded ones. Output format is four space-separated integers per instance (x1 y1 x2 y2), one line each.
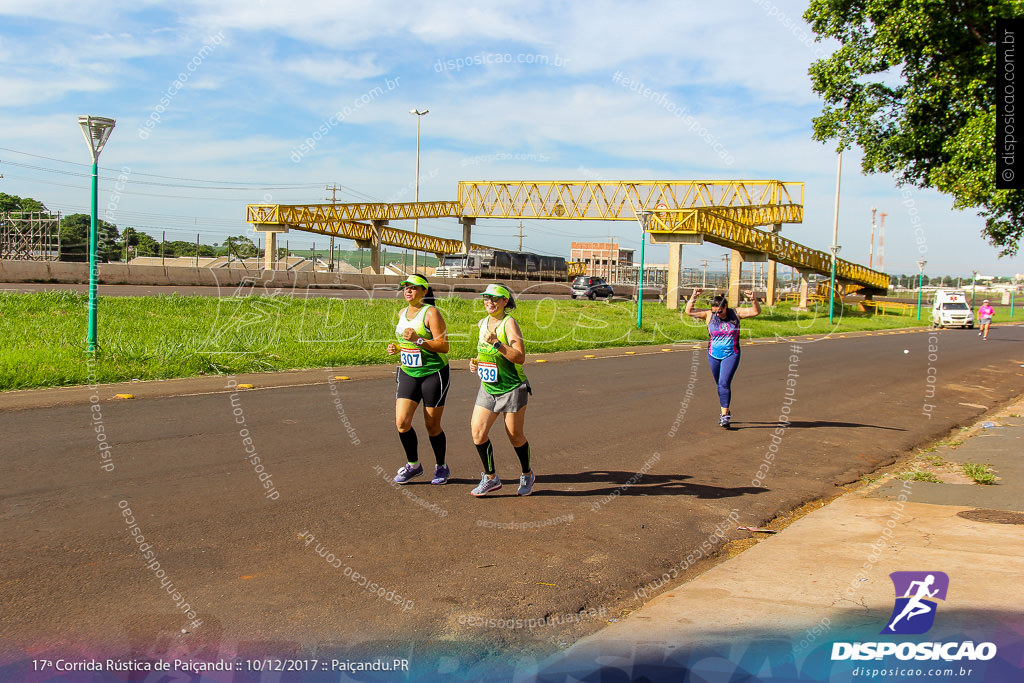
283 55 387 83
0 0 1015 274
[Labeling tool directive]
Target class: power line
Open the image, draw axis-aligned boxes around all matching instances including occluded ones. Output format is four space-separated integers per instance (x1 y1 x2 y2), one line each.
0 146 323 188
0 160 319 191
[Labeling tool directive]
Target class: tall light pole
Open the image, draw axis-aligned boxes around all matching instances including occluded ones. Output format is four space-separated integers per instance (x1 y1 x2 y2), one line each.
916 259 927 320
829 151 843 324
78 115 116 353
869 207 876 269
637 213 647 329
410 108 428 274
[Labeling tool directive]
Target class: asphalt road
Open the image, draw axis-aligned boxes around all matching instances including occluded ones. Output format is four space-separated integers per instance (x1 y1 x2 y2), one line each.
1 324 1022 667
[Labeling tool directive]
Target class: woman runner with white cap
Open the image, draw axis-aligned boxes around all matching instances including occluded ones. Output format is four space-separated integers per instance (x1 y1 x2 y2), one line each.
386 274 452 485
467 283 535 496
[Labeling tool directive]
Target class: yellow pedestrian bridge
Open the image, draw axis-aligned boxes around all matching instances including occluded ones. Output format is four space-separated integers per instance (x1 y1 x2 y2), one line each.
246 180 889 305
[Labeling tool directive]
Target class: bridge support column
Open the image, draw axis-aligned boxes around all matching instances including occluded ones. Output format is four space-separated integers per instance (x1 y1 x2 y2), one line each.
764 224 781 306
766 259 777 305
667 242 683 309
263 231 276 271
255 226 286 271
798 269 812 310
366 220 386 274
461 217 475 255
729 250 743 304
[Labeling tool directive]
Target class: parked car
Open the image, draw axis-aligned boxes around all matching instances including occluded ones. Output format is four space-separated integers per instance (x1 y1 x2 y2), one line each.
570 275 615 300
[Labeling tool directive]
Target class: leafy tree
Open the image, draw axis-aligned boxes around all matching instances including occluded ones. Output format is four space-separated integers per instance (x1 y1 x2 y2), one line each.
116 227 162 260
135 232 161 257
805 1 1021 255
0 193 18 214
60 213 120 262
162 240 216 258
18 197 47 213
223 234 259 259
0 193 48 214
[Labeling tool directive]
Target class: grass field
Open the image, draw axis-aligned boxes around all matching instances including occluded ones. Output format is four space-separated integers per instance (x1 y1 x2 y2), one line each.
2 290 1021 391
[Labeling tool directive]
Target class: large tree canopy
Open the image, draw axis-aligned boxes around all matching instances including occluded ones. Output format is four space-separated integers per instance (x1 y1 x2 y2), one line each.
60 213 120 262
0 193 48 214
805 0 1022 255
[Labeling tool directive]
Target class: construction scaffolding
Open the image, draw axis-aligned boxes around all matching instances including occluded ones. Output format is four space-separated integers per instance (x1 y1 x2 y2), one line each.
0 212 61 261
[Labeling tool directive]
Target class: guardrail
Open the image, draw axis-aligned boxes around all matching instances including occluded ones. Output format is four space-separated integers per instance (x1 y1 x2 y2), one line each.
860 300 916 316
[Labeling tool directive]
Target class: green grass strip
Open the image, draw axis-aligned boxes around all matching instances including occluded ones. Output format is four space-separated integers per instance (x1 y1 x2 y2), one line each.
0 290 1001 391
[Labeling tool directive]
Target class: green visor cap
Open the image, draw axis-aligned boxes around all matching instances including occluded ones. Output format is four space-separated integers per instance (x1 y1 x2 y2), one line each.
482 284 511 299
399 275 430 288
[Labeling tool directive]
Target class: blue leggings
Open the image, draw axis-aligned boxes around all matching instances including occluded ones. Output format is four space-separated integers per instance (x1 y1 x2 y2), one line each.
708 353 741 409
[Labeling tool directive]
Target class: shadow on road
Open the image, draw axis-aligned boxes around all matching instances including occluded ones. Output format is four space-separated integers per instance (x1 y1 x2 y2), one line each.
513 471 768 499
728 420 905 431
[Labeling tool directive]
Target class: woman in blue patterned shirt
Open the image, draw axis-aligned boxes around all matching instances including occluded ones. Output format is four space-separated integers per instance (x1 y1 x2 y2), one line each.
685 288 761 429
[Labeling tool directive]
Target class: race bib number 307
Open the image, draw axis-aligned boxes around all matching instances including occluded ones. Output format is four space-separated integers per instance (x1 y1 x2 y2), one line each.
400 348 423 367
477 361 498 383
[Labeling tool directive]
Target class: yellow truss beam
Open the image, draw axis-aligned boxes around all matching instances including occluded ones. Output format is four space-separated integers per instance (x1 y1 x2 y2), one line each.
649 208 889 291
247 202 461 224
458 180 804 221
246 204 490 256
245 179 887 290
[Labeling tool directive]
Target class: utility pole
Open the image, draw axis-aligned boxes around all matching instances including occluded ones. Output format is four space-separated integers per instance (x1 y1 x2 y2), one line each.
700 258 710 289
326 184 341 272
877 212 887 274
869 207 876 269
516 221 525 252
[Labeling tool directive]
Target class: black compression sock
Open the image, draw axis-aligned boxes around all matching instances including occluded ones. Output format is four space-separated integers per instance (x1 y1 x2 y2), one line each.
398 429 418 463
513 441 531 473
429 431 447 466
475 440 495 475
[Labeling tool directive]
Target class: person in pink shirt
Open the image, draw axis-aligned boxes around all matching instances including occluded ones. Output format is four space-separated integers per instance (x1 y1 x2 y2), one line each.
977 299 994 340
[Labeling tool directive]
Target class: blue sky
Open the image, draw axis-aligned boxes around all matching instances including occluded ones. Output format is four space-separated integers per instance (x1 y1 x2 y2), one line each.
0 0 1017 279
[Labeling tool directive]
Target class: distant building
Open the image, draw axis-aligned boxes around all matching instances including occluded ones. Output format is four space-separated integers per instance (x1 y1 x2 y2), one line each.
570 241 634 281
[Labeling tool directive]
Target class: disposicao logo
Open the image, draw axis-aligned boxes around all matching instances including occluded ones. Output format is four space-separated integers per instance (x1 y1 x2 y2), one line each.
882 571 949 635
831 571 997 662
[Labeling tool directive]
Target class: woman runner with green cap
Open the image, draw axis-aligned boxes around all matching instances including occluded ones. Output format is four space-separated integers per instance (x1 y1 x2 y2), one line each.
467 283 535 496
387 274 452 485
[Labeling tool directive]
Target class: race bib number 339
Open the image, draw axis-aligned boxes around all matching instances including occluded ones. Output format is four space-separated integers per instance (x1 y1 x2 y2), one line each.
477 361 498 383
400 348 423 367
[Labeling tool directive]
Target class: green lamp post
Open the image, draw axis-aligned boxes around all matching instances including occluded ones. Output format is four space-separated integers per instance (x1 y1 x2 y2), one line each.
916 259 927 320
78 115 116 353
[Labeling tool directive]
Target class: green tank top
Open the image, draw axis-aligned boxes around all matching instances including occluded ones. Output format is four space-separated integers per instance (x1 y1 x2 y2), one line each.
475 315 527 395
395 304 447 377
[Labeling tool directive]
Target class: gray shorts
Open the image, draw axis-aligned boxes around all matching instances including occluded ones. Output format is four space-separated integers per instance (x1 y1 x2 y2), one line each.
475 382 530 413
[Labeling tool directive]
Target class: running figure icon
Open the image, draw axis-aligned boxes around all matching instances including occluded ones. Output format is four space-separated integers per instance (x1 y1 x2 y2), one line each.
888 574 938 631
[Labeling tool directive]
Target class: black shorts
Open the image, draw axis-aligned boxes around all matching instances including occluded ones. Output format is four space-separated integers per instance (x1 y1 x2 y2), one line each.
395 365 450 408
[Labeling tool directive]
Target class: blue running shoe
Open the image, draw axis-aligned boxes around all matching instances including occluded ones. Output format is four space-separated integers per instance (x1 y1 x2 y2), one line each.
720 413 731 429
471 473 502 497
517 471 536 496
394 463 423 484
431 464 451 485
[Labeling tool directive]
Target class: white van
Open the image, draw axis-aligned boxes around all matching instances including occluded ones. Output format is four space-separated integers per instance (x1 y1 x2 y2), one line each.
930 290 974 329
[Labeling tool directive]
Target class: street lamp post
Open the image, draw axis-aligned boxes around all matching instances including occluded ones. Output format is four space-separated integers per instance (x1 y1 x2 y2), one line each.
971 270 978 308
916 259 927 320
410 108 428 275
828 151 842 324
637 214 648 329
78 115 116 353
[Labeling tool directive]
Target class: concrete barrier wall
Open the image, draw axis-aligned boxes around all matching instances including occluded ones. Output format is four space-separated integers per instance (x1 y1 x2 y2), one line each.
0 259 608 296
